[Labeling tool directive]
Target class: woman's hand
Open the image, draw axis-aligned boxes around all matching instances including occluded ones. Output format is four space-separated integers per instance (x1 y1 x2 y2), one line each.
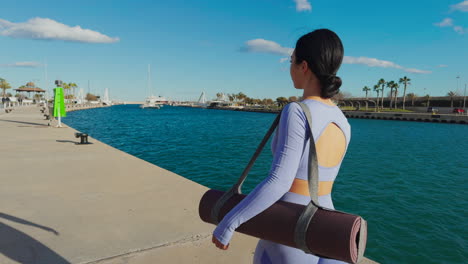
212 235 229 250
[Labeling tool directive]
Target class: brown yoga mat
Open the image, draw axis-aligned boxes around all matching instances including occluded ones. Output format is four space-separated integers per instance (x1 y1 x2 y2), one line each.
199 189 367 264
200 102 367 264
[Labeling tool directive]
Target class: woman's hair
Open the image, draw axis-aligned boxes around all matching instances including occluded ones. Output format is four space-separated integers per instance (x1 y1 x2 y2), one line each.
294 29 344 98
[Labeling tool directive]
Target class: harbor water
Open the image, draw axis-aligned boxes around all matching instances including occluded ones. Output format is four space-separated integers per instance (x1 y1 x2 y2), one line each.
63 104 467 264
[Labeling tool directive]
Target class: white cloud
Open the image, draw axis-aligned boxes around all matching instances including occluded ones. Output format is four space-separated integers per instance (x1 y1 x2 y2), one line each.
242 38 431 74
343 56 431 74
241 39 293 56
343 56 402 69
404 68 432 74
294 0 312 12
434 18 466 35
437 64 448 68
0 61 42 68
453 25 467 34
0 17 119 43
434 18 453 27
451 1 468 12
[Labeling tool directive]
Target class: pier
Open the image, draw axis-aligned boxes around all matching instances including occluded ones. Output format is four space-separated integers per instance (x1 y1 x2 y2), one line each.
178 104 468 124
342 111 467 124
0 105 377 264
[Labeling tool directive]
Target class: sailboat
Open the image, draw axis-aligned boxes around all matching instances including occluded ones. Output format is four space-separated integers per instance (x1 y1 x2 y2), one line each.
140 64 166 109
102 88 112 106
195 91 207 108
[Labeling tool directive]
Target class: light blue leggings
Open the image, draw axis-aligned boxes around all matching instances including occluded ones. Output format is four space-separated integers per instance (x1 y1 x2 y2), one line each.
253 240 346 264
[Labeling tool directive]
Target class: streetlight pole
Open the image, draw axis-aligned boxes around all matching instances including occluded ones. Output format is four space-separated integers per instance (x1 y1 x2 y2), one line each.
44 60 48 106
456 76 460 92
464 84 466 115
423 88 428 109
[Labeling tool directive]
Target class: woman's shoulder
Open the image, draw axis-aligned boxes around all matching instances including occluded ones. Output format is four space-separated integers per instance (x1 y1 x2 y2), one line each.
281 102 308 120
300 100 349 126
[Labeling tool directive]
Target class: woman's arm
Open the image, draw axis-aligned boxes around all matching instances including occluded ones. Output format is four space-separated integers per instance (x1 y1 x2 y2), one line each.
213 103 308 246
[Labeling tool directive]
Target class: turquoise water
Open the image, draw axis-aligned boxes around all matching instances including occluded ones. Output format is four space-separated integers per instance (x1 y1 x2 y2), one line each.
63 105 467 264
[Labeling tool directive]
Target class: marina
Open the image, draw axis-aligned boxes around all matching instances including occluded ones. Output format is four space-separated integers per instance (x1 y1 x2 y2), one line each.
1 1 466 263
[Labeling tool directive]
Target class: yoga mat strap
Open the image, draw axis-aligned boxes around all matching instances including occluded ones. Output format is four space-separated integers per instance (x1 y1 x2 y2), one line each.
235 112 281 192
210 188 237 224
294 202 317 253
210 112 282 224
293 102 322 252
295 102 319 204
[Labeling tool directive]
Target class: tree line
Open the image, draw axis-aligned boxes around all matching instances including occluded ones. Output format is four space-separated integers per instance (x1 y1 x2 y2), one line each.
214 92 302 107
0 77 100 101
361 76 411 110
362 76 461 109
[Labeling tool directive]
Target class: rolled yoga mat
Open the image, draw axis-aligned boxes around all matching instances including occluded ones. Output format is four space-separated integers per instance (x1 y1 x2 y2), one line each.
200 189 367 264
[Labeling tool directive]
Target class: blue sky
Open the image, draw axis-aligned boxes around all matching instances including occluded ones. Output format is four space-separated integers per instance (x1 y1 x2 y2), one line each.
0 0 467 101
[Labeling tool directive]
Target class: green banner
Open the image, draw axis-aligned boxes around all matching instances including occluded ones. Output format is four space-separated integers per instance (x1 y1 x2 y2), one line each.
53 87 67 117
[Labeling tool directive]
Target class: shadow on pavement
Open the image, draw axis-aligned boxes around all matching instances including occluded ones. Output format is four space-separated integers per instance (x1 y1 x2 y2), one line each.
0 119 48 127
56 140 78 144
56 140 93 145
0 212 70 264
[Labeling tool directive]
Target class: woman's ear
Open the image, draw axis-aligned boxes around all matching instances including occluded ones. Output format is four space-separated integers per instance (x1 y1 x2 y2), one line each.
301 60 309 74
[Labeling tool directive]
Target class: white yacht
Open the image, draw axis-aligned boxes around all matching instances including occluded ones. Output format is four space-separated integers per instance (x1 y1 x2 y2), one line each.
206 93 238 108
140 64 167 109
141 95 168 109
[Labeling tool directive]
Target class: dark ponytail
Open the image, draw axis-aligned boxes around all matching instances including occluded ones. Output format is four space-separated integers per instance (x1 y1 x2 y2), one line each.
294 29 344 98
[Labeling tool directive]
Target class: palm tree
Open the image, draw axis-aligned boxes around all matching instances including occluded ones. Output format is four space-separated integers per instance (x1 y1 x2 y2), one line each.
378 78 386 110
407 93 417 106
362 86 371 99
276 97 288 107
392 82 400 109
424 94 430 107
386 81 395 108
262 98 273 106
69 83 78 100
288 96 298 102
0 78 12 98
237 92 247 104
61 82 71 99
447 91 458 108
373 84 381 111
399 76 411 110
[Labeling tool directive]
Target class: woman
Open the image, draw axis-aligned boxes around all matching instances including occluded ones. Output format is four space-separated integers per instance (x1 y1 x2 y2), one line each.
212 29 350 264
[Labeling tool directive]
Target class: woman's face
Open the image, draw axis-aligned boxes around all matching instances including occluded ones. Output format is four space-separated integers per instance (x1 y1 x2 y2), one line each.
289 50 303 89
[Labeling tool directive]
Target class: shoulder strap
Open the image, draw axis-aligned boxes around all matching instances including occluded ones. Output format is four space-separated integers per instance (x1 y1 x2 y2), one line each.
210 110 282 224
293 102 321 253
295 102 319 203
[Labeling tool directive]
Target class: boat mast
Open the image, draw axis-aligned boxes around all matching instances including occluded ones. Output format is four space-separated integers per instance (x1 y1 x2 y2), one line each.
147 64 151 97
198 91 206 104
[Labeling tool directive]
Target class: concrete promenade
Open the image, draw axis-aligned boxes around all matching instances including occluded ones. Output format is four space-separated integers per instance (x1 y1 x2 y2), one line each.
0 106 377 264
